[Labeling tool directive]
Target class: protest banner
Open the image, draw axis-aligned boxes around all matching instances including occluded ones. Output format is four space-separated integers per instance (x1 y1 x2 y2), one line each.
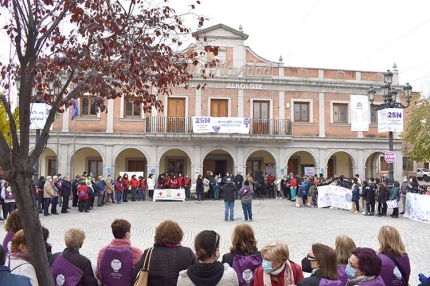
404 193 430 224
317 185 352 210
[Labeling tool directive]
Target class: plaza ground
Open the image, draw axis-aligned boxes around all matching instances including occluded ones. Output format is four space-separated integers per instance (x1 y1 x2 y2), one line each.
1 198 428 285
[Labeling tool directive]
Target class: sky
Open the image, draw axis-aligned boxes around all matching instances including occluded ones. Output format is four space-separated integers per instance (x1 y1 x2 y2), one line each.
171 0 430 94
1 0 429 95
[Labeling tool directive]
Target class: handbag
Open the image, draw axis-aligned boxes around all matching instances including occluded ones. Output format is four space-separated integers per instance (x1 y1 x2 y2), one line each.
383 253 409 286
133 247 154 286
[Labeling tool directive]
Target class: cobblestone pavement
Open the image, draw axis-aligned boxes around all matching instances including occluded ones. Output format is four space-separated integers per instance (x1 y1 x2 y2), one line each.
1 198 428 285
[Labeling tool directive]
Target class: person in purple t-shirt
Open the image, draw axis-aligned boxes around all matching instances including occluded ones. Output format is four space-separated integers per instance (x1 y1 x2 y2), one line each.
378 225 411 286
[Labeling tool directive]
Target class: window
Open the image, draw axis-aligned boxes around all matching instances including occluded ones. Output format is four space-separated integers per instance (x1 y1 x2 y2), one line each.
294 102 309 122
333 103 348 123
88 159 103 178
47 158 57 176
403 157 413 171
167 159 184 176
81 96 97 116
125 97 142 118
253 100 270 134
380 156 389 172
371 106 378 124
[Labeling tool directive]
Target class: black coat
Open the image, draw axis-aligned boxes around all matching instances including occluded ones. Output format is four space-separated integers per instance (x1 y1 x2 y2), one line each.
132 245 195 286
223 183 236 202
377 187 390 203
196 178 204 191
61 180 72 197
50 248 98 286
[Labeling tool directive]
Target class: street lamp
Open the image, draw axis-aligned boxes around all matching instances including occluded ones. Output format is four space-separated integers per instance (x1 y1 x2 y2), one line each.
367 69 413 188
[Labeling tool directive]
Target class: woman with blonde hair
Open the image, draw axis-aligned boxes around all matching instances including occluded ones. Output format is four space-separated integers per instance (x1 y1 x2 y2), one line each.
335 235 356 285
377 225 410 286
6 229 38 285
298 243 342 286
222 223 261 285
254 241 304 286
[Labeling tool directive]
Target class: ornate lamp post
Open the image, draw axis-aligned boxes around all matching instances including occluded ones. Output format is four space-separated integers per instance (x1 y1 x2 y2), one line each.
367 70 412 188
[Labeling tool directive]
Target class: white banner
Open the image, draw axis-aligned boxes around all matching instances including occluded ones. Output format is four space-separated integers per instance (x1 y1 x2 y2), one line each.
404 193 430 224
30 103 51 129
192 117 250 134
350 95 369 131
153 188 185 202
304 167 315 177
378 108 404 133
317 185 352 210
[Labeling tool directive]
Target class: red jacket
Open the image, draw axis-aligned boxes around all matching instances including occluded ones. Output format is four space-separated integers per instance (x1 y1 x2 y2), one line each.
290 178 297 188
122 178 130 189
254 261 304 286
115 181 123 193
77 185 89 200
267 175 276 185
177 176 184 188
184 177 191 188
164 175 171 187
140 179 146 190
169 178 178 189
130 178 139 188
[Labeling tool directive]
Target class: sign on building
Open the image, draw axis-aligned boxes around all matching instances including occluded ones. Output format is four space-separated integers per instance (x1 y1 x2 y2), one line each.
350 95 369 131
378 108 403 133
192 117 250 134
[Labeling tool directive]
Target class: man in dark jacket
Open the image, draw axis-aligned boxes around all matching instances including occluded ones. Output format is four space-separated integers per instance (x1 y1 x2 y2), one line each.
72 175 80 207
36 176 45 214
377 182 390 217
233 171 243 199
60 176 72 214
364 178 377 216
223 178 236 221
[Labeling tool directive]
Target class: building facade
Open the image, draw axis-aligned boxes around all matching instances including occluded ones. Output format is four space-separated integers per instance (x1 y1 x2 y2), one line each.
35 24 408 182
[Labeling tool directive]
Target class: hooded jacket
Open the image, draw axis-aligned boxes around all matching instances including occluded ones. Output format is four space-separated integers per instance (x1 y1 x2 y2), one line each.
177 262 238 286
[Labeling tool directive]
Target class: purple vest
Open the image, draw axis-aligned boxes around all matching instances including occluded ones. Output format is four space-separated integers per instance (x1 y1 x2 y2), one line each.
51 254 84 286
100 247 133 286
2 231 15 255
379 253 410 286
359 276 386 286
337 265 348 286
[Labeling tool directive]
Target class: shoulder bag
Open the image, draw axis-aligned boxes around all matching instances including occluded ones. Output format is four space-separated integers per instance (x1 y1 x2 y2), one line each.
133 247 154 286
383 253 409 286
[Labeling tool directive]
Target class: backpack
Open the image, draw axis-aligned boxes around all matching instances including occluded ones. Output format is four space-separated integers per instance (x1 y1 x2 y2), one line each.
232 253 262 286
300 183 308 196
51 253 84 286
57 179 63 191
78 189 86 199
100 247 133 286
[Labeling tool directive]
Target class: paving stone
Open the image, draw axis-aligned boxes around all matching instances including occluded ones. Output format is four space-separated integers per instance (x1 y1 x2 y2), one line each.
1 198 428 285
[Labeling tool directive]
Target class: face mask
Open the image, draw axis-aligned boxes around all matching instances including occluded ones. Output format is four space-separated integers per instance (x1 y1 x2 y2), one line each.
345 263 356 278
262 259 273 273
301 257 313 273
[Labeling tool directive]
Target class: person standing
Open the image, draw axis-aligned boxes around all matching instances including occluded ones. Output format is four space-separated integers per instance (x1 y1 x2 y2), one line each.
233 171 243 200
213 175 220 201
399 176 408 214
351 178 360 214
223 178 236 221
177 173 184 189
266 173 276 198
36 176 45 213
289 175 297 202
239 181 253 221
104 176 114 204
377 182 389 217
97 176 105 207
196 175 204 201
43 176 54 216
115 176 123 204
71 175 80 207
147 173 155 198
51 176 60 215
77 181 90 212
0 181 15 220
60 176 71 214
138 175 146 201
130 174 139 201
121 173 130 202
183 174 191 200
390 181 401 218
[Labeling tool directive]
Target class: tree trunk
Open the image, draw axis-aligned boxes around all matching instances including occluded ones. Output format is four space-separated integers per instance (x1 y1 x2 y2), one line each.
6 160 55 286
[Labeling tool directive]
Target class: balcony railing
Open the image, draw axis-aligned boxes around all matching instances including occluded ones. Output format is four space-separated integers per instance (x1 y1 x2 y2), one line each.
145 117 292 136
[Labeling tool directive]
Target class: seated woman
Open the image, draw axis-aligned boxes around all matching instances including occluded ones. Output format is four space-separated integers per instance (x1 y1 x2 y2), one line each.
335 235 357 285
298 243 342 286
50 228 98 286
378 225 410 286
222 223 261 285
6 230 38 286
177 230 238 286
132 220 195 286
254 240 304 286
2 209 22 255
346 247 384 285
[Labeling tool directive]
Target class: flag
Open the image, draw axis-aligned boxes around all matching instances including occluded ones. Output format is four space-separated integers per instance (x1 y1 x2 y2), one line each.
350 95 369 132
71 98 79 120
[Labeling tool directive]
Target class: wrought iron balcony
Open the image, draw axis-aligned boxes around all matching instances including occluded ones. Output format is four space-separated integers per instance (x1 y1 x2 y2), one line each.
145 117 292 141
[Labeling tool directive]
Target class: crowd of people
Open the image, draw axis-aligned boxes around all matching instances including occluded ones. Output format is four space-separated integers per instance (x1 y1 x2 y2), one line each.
1 209 427 286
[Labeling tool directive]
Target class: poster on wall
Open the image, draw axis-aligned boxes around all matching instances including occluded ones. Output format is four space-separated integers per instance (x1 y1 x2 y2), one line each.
265 164 275 175
350 95 369 131
404 193 430 224
192 117 250 134
378 108 404 133
304 167 315 176
317 185 352 210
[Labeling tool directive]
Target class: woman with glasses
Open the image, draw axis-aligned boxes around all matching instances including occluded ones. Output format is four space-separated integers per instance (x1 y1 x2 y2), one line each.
178 230 238 286
345 247 384 285
254 240 304 286
298 243 342 286
132 220 195 286
335 235 357 285
378 225 410 286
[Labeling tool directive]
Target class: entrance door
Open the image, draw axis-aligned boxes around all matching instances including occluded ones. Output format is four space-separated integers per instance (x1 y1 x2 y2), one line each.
246 159 262 178
203 159 216 178
167 159 184 176
167 98 185 132
288 158 299 176
88 158 103 178
253 101 269 134
327 158 335 178
127 160 146 173
211 99 228 117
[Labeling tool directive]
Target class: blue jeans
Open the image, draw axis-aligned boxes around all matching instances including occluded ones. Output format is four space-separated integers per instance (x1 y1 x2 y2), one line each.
214 186 220 200
122 189 128 201
138 189 146 201
197 190 204 201
116 192 122 204
131 187 137 200
224 201 235 220
242 203 252 220
185 188 190 199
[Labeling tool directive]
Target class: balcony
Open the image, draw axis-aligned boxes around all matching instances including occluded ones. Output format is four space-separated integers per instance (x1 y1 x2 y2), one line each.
144 117 292 142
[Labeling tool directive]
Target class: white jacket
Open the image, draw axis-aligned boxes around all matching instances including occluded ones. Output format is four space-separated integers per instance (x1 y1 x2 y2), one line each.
177 263 238 286
6 256 39 286
147 177 155 190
